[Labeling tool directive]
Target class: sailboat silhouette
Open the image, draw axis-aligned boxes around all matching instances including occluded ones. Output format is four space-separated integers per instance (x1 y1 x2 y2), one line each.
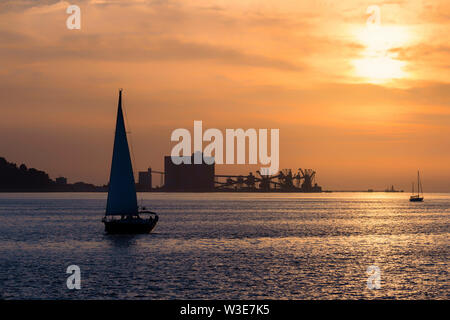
409 170 424 202
102 89 158 233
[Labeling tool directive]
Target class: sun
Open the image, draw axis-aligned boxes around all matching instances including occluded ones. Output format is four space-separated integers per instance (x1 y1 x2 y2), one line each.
353 56 406 82
352 25 411 84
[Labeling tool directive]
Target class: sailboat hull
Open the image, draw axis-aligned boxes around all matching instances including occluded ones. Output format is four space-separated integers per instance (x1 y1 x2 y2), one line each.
409 197 424 202
103 215 158 234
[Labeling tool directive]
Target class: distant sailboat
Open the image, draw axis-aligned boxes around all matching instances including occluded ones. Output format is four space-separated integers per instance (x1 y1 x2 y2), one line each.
102 89 158 233
409 170 424 202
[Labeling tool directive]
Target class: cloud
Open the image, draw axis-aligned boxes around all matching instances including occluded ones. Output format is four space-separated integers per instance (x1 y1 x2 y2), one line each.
0 35 303 71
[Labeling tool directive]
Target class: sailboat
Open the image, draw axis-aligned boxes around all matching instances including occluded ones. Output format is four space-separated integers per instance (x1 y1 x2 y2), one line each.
102 89 158 234
409 170 424 202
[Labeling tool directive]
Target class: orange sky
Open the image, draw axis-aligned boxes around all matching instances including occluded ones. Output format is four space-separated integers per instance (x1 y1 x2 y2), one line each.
0 0 449 191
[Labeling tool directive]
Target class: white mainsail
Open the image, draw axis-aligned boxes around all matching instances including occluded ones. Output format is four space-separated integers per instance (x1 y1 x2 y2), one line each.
105 89 138 215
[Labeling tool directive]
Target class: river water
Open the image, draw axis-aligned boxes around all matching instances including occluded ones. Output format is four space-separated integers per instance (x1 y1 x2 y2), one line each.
0 192 448 299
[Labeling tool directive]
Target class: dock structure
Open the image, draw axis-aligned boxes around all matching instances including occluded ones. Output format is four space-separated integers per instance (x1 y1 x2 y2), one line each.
214 168 322 192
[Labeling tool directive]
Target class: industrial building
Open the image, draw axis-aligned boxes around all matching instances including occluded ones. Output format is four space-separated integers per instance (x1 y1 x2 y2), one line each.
137 168 152 191
146 153 322 192
164 153 215 191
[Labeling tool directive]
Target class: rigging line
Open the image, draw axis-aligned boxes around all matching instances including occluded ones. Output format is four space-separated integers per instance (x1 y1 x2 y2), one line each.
122 92 137 180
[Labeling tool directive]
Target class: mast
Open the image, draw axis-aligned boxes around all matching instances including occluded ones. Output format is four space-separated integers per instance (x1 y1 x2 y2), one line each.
417 170 420 196
419 171 423 196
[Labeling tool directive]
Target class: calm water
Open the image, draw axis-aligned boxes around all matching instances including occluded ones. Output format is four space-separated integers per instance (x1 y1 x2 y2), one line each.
0 192 448 299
